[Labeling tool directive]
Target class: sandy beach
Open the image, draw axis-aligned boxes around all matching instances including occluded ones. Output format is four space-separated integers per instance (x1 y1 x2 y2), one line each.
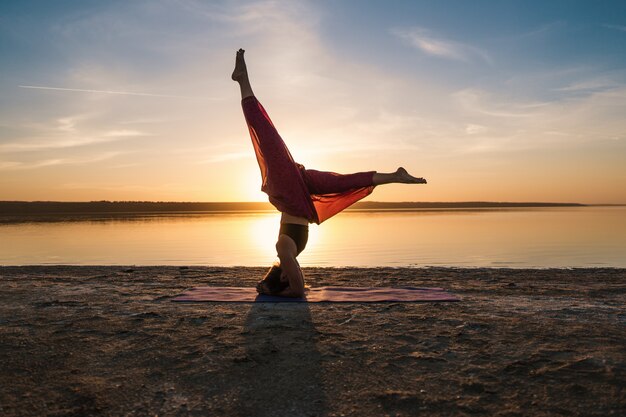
1 266 624 416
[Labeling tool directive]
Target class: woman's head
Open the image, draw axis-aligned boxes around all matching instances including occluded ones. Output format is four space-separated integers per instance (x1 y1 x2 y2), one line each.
260 262 288 294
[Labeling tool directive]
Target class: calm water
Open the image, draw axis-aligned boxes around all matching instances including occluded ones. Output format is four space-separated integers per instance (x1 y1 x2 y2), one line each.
1 207 625 268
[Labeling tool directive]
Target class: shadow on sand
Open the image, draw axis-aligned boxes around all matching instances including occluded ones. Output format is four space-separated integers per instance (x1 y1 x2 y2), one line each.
235 301 327 417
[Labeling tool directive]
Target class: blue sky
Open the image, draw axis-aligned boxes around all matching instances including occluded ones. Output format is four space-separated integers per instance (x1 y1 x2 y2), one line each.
1 0 625 202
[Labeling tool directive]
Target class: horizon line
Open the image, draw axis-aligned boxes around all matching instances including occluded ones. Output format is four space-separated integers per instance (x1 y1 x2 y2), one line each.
3 200 623 207
0 200 601 205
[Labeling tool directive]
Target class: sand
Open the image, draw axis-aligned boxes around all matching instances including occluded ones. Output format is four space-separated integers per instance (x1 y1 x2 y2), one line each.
1 266 624 416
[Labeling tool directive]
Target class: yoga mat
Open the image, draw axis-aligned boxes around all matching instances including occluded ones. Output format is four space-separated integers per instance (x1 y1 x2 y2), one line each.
171 286 459 303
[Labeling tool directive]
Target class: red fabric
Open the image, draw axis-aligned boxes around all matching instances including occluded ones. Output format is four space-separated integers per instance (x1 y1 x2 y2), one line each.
302 169 375 224
242 96 375 224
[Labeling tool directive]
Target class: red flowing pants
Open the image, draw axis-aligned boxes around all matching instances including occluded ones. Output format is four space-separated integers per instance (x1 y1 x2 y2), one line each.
242 96 375 224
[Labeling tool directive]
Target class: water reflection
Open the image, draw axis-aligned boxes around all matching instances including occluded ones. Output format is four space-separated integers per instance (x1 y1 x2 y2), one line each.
1 207 625 267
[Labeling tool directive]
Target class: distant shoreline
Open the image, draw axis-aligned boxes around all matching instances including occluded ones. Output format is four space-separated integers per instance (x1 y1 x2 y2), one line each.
0 200 592 216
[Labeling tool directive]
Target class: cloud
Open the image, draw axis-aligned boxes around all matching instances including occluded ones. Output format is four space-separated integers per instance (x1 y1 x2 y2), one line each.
391 27 492 63
0 151 124 170
453 89 540 118
198 151 252 164
0 116 150 152
0 136 129 152
18 85 213 100
603 24 626 32
507 21 565 40
465 124 487 135
103 129 149 137
0 161 22 170
0 134 144 152
56 116 78 132
555 78 619 93
447 83 626 154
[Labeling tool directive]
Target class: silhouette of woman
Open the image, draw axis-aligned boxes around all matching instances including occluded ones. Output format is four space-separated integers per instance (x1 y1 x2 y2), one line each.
232 49 426 297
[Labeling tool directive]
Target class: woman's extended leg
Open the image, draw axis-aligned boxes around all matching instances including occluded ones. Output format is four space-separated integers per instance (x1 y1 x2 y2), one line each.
233 49 318 222
373 167 427 185
232 49 254 99
303 167 426 195
301 167 426 224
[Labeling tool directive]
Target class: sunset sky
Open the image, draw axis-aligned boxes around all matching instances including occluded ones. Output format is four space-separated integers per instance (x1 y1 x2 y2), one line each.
1 0 625 203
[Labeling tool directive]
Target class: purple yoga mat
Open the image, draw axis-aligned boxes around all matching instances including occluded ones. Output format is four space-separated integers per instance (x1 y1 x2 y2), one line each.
171 286 459 303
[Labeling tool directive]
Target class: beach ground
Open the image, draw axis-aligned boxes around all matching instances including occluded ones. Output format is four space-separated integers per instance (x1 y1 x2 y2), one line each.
1 266 624 416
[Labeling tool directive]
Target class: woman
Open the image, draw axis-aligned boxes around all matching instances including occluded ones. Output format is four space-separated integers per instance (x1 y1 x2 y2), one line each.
232 49 426 298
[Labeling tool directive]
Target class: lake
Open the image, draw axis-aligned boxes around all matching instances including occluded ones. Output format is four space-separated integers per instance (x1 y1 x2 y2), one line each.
1 206 624 267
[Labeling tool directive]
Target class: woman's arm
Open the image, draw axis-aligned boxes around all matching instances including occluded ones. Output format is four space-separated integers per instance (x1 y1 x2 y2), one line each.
275 234 306 298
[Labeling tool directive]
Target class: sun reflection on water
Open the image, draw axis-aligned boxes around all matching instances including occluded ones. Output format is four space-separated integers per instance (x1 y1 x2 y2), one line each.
247 213 321 265
1 207 625 267
249 213 280 262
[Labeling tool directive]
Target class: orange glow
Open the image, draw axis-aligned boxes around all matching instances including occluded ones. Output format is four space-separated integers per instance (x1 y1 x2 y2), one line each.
2 207 625 267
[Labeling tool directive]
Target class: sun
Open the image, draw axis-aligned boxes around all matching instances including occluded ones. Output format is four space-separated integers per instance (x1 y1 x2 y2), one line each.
249 213 281 260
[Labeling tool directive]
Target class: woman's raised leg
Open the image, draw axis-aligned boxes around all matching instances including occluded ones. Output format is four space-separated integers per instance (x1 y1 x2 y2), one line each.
303 167 426 195
234 48 318 222
232 48 254 99
373 167 427 185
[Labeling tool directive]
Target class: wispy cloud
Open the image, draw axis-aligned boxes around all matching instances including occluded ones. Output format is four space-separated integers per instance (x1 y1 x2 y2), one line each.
447 83 626 155
508 21 565 40
103 129 148 137
58 181 188 193
0 132 147 152
465 124 488 135
391 27 492 64
0 137 121 152
56 116 79 132
18 85 214 100
603 24 626 32
0 151 124 171
453 89 541 118
0 115 150 152
197 151 252 164
555 78 619 92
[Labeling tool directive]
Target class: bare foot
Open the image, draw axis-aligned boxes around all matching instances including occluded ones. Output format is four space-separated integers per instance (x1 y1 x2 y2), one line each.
231 48 248 82
395 167 427 184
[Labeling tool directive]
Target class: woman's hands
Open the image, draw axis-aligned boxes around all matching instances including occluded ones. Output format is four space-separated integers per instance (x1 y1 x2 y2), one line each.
256 280 270 294
256 278 306 298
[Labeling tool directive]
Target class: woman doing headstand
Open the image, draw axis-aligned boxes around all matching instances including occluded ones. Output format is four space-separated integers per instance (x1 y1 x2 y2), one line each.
232 49 426 298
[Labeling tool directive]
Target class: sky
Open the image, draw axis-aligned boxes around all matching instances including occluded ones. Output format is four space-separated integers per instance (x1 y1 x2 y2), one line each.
1 0 625 203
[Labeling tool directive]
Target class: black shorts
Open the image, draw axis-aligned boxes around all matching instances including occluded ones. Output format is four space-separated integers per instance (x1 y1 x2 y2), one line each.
279 223 309 256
